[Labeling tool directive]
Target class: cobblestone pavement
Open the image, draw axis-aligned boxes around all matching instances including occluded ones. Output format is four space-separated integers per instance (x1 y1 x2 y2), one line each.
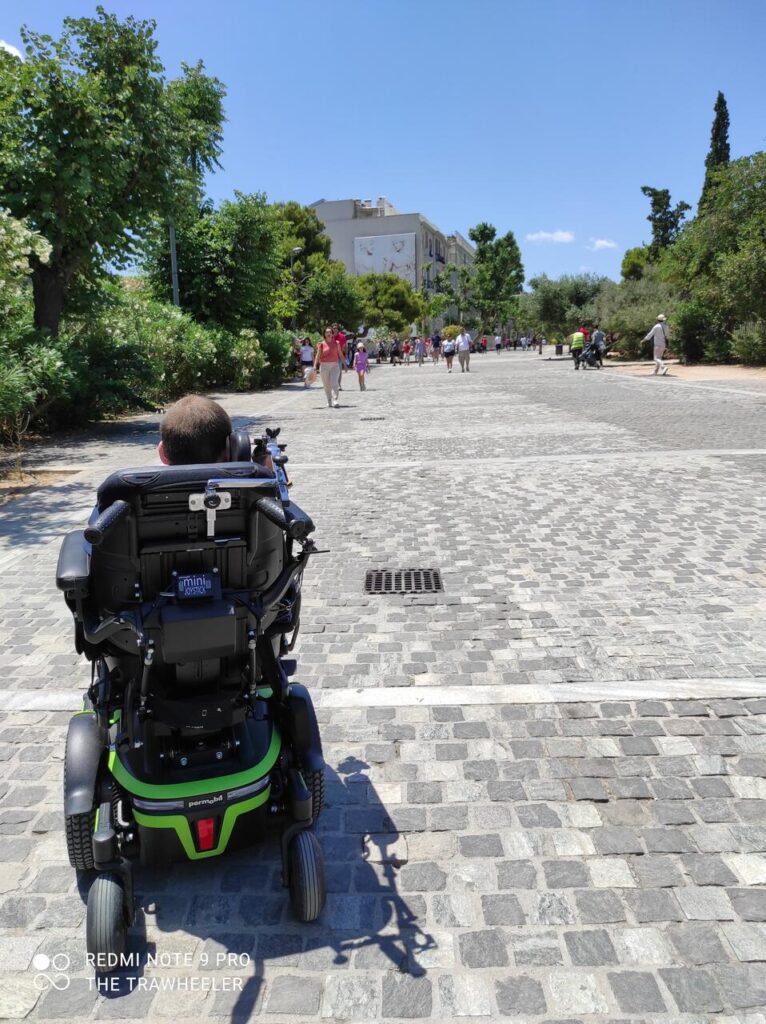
1 352 766 1021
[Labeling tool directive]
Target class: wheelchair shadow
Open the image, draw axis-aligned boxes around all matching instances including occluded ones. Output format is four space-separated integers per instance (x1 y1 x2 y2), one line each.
118 755 435 1019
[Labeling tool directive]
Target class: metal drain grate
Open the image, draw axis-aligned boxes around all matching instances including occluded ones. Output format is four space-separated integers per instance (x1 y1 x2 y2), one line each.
365 568 443 595
360 416 386 422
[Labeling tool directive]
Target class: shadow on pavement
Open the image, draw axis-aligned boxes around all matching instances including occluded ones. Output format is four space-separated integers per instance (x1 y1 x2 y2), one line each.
72 757 436 1018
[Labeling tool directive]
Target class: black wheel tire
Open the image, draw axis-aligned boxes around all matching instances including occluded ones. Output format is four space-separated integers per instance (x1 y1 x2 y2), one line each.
63 712 99 871
302 766 324 821
86 872 127 965
65 809 96 871
288 830 325 922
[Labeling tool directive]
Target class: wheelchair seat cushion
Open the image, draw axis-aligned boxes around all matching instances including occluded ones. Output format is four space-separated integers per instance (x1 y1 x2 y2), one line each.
96 462 275 510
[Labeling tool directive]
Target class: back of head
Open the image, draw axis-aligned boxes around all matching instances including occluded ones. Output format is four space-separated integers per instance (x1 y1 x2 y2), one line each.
160 395 232 465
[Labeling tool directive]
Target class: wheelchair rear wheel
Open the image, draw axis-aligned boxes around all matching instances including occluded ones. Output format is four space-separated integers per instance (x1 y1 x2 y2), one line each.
65 809 96 871
288 830 325 922
302 766 324 821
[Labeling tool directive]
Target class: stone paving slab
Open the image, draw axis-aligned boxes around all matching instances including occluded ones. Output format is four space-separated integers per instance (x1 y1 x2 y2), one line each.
1 354 766 1021
1 699 765 1020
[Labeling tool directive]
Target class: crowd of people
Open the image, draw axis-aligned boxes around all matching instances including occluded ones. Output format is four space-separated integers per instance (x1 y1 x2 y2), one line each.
291 314 671 406
291 326 556 394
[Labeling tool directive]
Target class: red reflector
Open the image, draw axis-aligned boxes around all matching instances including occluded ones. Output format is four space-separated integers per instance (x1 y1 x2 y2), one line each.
195 817 215 851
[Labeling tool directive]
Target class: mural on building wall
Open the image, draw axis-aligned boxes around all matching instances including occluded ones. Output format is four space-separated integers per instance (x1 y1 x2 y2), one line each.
354 233 416 286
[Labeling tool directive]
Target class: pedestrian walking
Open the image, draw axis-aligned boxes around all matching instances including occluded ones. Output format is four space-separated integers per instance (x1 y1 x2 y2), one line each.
414 336 426 366
570 329 584 370
455 326 472 372
494 333 502 353
333 323 346 389
353 342 369 390
592 325 606 367
443 335 456 372
390 338 401 365
430 330 442 364
299 337 315 386
645 314 670 375
314 326 344 407
403 339 412 365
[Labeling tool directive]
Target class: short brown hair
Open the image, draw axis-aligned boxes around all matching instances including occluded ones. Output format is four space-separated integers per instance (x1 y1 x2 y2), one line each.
160 396 231 465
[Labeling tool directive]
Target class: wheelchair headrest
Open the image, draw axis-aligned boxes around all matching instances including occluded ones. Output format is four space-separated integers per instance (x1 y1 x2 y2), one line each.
96 462 276 510
229 430 252 462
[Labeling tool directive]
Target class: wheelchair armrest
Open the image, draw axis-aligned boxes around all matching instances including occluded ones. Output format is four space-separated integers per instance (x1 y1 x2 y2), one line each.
56 530 90 598
256 497 315 541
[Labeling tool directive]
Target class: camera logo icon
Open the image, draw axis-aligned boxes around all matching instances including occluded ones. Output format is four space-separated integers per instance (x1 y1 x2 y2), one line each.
33 953 71 992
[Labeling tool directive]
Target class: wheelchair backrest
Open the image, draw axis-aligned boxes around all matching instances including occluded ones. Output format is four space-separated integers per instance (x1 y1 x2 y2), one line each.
89 462 285 621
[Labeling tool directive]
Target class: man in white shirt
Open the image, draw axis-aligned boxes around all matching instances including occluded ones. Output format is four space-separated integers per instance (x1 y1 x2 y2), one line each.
644 314 670 375
455 327 472 373
494 334 502 352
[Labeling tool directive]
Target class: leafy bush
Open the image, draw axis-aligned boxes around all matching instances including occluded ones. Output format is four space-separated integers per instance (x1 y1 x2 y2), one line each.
441 324 462 341
258 329 294 387
596 271 679 359
0 282 297 441
731 321 766 365
0 300 74 441
670 298 732 364
216 329 267 391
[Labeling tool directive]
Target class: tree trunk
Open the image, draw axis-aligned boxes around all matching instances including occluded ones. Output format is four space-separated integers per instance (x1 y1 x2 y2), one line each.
32 262 68 336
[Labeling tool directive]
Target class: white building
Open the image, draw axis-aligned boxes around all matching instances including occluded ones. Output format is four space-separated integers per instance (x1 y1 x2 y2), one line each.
309 196 474 292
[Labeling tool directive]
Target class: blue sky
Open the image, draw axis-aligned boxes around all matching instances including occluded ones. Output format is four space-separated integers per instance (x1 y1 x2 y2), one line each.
3 0 766 282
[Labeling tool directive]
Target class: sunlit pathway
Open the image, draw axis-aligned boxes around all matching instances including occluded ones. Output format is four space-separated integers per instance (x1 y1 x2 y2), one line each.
1 351 766 1020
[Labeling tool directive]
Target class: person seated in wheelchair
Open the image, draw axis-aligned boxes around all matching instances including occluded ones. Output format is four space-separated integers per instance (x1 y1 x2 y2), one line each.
158 394 273 472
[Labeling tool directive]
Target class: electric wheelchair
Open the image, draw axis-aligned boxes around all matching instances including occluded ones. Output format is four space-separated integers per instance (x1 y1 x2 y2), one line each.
55 427 326 962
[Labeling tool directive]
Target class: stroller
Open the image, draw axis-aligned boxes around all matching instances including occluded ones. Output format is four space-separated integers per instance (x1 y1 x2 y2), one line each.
579 335 612 369
56 427 326 964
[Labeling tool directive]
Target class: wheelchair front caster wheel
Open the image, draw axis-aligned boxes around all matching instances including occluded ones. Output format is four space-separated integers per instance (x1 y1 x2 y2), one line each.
86 872 127 964
288 831 325 922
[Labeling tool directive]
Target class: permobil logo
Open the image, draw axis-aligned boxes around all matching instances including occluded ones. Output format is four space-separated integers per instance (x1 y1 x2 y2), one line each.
186 793 225 809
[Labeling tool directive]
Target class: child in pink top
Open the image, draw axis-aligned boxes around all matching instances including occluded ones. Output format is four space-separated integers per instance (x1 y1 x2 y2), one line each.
353 343 369 390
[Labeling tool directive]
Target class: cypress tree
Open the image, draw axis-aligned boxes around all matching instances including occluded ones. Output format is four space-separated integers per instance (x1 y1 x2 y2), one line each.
700 91 730 207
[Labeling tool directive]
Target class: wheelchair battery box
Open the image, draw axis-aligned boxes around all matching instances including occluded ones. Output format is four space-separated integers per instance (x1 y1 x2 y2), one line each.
159 600 237 662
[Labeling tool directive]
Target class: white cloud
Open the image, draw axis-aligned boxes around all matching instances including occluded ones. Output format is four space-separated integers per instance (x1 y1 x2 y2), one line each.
588 238 618 251
0 40 22 59
525 229 575 244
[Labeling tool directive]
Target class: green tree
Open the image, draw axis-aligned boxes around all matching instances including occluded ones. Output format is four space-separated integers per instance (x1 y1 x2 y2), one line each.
273 201 331 268
145 192 283 333
595 267 680 359
356 273 422 334
301 262 364 331
432 264 476 325
640 186 691 257
468 222 524 331
0 209 51 323
699 91 730 209
0 8 224 334
666 152 766 360
525 273 607 337
621 245 651 282
272 202 334 328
